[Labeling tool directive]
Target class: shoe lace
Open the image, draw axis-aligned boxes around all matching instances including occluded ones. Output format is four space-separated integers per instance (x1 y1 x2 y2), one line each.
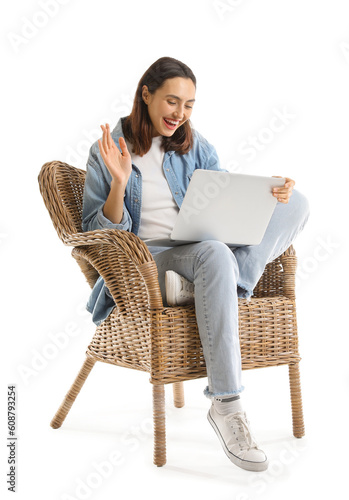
225 411 258 450
180 278 194 294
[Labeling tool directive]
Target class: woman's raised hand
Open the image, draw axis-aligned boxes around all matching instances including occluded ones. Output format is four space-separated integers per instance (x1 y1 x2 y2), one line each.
98 123 132 187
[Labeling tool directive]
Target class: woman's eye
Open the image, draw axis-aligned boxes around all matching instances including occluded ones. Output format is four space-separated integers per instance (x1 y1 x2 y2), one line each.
167 100 193 109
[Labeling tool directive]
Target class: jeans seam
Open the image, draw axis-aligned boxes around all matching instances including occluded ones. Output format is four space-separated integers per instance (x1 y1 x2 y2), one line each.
158 252 217 391
196 253 214 391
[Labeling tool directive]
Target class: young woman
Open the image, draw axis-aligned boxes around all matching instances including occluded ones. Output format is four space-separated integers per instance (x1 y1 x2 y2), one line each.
82 56 310 472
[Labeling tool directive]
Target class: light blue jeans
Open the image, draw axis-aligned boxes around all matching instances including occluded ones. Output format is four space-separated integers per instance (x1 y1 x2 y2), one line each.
152 189 310 399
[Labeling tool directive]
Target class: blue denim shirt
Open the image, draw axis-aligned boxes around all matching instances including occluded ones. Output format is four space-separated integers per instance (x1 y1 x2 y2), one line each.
82 117 226 325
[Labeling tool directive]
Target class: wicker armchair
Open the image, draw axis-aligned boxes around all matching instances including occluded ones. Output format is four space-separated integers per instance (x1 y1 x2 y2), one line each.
38 161 305 467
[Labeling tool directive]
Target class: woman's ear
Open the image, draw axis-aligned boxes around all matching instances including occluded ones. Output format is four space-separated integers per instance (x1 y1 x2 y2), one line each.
141 85 150 105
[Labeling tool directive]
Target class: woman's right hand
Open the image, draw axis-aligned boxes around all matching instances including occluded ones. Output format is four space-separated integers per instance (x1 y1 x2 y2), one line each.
98 123 132 187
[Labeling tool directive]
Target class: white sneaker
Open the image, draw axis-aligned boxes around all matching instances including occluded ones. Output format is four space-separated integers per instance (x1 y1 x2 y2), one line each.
165 270 195 306
208 405 268 472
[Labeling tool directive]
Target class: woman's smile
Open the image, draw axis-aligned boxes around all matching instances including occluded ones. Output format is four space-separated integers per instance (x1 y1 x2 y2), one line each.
163 117 180 130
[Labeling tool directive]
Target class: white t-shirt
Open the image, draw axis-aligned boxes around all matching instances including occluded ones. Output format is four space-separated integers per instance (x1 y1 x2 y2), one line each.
126 136 179 240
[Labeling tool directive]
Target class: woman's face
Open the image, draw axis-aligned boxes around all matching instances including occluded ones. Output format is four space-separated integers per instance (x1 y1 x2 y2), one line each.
142 77 196 137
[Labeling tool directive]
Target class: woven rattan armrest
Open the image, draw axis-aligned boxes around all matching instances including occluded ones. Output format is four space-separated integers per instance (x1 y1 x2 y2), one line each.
65 228 297 308
62 228 153 263
64 228 164 312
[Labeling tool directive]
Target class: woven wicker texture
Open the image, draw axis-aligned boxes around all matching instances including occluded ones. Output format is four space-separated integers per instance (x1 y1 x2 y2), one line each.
39 160 305 466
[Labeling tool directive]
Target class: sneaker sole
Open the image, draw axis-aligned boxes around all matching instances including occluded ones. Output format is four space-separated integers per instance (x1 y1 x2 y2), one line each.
165 270 179 306
207 409 268 472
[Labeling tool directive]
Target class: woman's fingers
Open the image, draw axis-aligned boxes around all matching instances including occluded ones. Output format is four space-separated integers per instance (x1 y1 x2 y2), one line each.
101 124 108 152
272 188 289 203
272 176 295 203
106 123 113 150
98 138 106 159
98 125 131 183
273 187 290 195
100 123 120 156
118 136 130 157
273 189 291 202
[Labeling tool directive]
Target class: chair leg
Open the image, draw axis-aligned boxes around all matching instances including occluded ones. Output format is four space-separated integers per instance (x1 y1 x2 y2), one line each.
50 357 96 429
173 382 185 408
153 384 166 467
288 363 305 438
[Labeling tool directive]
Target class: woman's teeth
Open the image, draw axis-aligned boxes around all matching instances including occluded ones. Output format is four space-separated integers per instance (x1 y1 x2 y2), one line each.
163 118 179 129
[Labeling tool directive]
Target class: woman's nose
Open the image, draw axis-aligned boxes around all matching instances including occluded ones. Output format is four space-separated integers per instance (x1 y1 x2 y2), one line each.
174 106 184 120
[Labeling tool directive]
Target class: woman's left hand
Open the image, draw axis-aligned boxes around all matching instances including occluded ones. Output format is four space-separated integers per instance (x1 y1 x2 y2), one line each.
272 176 295 204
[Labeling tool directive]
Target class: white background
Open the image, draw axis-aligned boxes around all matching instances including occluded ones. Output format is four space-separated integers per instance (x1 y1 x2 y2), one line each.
1 0 349 499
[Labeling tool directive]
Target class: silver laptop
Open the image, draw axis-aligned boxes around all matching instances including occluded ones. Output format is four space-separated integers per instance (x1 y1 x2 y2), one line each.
144 170 285 247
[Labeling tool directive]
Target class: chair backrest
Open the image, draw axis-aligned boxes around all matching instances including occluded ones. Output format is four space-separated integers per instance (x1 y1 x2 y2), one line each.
38 161 86 242
38 161 102 290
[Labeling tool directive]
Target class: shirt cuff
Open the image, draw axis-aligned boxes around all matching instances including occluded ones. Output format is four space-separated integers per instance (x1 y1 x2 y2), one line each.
96 207 130 230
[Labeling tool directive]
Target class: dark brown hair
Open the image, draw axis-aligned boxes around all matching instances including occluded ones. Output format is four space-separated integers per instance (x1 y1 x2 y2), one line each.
123 57 196 156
